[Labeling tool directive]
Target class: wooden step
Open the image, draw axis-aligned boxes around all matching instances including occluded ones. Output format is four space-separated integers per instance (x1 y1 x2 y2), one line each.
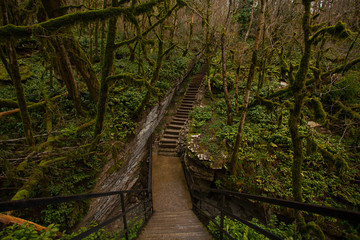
172 118 187 123
183 97 196 100
159 143 177 149
177 109 190 114
170 120 185 126
167 124 182 130
181 101 194 105
164 129 180 135
179 106 193 111
160 138 177 144
139 211 211 239
181 103 193 108
162 134 179 139
158 148 178 156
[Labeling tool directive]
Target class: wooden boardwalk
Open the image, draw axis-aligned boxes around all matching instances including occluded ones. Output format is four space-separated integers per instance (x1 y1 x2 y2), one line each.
138 154 211 239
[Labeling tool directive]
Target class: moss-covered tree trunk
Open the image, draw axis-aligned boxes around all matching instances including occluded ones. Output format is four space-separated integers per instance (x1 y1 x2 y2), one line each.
204 0 214 101
0 0 34 146
57 37 83 115
100 0 108 62
221 0 234 126
65 37 100 101
289 0 312 204
39 0 99 102
92 0 118 149
229 0 266 175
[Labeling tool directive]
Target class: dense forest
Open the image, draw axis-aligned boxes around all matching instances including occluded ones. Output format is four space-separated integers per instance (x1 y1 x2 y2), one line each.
0 0 359 239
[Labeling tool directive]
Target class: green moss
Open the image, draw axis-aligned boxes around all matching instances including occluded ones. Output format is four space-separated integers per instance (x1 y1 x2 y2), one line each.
310 97 326 122
0 64 33 82
337 101 360 120
255 95 281 111
307 137 349 174
12 189 30 200
0 1 164 42
303 221 325 240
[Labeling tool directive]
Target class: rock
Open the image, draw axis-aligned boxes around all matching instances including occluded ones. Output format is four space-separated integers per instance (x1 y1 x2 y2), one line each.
308 121 321 128
279 81 289 89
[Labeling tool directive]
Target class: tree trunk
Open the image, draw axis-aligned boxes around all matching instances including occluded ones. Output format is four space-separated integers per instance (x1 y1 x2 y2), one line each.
6 43 35 146
230 0 267 175
204 0 214 100
235 0 256 116
100 0 108 62
0 0 34 146
92 0 118 149
57 37 83 115
290 0 312 203
65 37 100 101
221 0 234 126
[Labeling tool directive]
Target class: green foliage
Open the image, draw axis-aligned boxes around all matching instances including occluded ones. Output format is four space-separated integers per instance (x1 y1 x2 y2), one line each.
0 218 143 239
208 215 295 240
235 0 256 40
0 224 60 240
329 71 360 102
190 106 212 128
190 84 360 238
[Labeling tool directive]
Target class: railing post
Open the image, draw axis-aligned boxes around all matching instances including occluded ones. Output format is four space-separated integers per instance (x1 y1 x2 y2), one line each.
220 194 225 240
120 192 129 240
143 191 147 221
148 135 153 215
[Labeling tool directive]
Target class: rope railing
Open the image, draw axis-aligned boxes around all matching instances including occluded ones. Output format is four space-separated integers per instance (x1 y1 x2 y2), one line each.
181 157 360 240
0 137 154 240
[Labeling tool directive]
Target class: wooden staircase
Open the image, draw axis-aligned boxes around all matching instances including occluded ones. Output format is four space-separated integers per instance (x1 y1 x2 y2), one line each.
158 75 203 156
139 73 211 239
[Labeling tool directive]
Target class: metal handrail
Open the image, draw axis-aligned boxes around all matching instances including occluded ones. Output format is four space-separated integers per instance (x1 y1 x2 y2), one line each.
181 157 360 240
0 189 148 212
192 193 282 240
195 186 360 223
0 136 155 240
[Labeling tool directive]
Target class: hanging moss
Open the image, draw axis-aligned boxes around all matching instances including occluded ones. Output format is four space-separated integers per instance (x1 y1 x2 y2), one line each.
0 1 166 42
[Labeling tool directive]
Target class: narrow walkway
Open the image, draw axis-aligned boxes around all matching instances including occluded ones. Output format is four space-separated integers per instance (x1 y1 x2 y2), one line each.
138 154 211 239
139 72 211 239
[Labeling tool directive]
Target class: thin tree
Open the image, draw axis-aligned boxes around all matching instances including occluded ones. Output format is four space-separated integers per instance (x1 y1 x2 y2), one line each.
221 0 234 126
229 0 267 175
92 0 118 150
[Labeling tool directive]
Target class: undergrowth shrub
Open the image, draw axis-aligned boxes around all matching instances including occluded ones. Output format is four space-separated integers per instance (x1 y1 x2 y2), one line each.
208 215 295 240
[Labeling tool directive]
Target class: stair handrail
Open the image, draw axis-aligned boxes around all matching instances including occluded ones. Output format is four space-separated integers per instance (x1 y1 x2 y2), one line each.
0 137 154 240
181 157 360 240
